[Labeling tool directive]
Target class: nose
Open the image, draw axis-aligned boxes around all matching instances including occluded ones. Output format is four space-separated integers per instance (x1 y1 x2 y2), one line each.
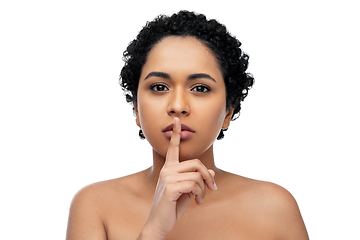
167 88 190 116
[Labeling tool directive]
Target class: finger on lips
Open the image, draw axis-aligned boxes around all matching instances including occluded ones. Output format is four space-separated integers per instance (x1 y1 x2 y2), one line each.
165 117 181 166
164 117 217 200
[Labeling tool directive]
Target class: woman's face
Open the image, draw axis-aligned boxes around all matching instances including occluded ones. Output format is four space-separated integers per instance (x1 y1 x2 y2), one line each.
135 36 233 161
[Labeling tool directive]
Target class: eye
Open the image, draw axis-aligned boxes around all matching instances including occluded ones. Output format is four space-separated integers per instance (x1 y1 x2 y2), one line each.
191 85 210 93
150 83 169 92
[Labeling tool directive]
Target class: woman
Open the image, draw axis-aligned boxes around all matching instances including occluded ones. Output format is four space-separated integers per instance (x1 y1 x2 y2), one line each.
66 11 309 239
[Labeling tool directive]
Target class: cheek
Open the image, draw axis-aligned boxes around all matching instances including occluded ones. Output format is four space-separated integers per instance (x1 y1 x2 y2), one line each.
138 105 170 158
137 93 163 125
193 98 227 137
197 96 227 124
137 95 167 144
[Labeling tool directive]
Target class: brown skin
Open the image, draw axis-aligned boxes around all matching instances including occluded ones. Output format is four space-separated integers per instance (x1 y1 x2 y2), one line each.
66 36 309 240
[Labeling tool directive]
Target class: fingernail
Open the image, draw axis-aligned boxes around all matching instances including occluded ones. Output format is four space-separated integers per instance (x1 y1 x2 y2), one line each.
213 182 218 190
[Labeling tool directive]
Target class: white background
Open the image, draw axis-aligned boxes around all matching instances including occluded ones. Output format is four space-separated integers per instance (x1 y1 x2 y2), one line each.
1 0 359 239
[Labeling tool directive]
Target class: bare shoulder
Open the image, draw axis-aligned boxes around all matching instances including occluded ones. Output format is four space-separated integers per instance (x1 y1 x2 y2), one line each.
69 169 150 214
66 170 149 240
221 172 309 239
241 176 298 208
66 180 111 240
70 173 135 203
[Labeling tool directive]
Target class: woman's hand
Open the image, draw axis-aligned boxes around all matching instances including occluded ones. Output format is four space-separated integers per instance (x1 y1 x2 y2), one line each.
138 117 217 240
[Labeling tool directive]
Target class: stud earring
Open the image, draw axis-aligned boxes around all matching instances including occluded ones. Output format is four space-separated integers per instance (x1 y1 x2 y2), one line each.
139 129 145 139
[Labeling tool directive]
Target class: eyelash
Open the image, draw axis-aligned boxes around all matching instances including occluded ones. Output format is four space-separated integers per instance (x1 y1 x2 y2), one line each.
150 84 211 93
150 83 169 92
191 85 210 92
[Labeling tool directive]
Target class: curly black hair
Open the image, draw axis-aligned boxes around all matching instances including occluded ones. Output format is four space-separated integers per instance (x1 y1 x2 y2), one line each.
120 10 254 139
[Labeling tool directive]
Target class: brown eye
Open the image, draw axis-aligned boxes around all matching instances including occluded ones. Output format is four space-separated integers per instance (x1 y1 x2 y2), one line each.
191 85 210 92
150 84 169 92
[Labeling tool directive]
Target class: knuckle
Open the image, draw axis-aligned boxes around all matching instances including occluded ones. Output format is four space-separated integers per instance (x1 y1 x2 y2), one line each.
195 172 203 182
194 158 201 165
189 159 202 168
190 181 198 189
195 159 205 169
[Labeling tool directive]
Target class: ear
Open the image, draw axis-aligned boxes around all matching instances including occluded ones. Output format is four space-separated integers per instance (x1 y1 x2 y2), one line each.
134 104 141 128
222 108 234 130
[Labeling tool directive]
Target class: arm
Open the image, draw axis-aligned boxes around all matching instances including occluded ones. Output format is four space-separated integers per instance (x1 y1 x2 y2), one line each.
277 191 309 240
66 185 107 240
263 183 309 240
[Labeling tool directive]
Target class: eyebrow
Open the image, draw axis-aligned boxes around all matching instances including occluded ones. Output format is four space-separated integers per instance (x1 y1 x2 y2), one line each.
144 71 216 82
188 73 216 82
144 71 170 80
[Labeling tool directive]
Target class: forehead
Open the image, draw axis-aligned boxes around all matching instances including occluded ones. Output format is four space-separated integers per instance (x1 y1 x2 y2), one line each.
140 36 223 81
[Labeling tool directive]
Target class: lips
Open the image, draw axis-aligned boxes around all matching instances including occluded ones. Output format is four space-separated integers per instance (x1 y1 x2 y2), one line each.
162 123 195 133
162 123 195 140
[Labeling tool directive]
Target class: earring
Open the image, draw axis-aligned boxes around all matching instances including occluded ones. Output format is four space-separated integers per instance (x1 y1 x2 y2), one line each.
139 129 145 139
217 128 228 140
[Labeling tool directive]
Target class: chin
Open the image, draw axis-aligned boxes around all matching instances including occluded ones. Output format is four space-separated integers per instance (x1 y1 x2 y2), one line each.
150 135 215 161
179 143 213 161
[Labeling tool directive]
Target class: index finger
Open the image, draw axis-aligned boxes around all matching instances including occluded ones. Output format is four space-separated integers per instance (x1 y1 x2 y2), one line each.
165 117 181 166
